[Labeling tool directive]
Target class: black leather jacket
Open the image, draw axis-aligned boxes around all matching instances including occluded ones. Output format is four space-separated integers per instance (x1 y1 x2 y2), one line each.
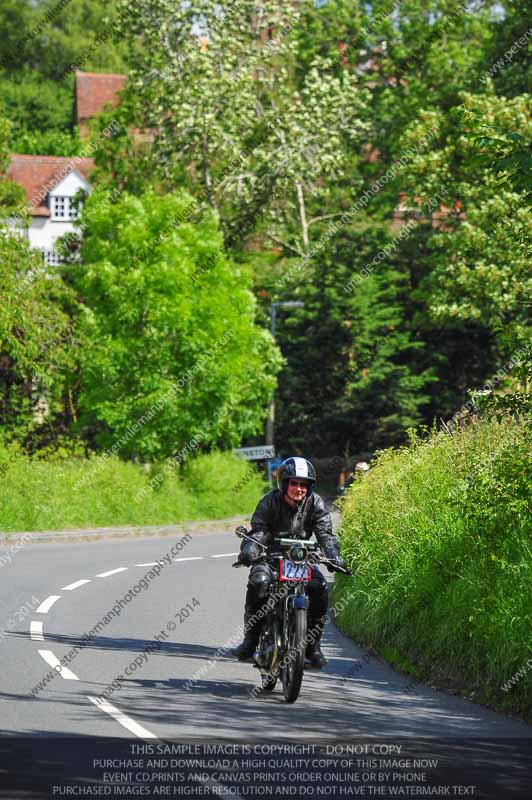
241 489 340 561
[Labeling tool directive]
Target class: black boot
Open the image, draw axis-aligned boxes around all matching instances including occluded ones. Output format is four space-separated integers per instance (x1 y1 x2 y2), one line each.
232 607 262 661
233 633 260 661
306 617 327 669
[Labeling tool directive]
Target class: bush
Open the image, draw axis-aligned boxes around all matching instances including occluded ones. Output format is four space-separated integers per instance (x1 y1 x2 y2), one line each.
0 450 266 532
335 414 532 720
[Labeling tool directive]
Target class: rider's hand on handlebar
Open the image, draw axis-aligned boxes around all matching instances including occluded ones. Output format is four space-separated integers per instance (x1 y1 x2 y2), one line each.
325 556 349 574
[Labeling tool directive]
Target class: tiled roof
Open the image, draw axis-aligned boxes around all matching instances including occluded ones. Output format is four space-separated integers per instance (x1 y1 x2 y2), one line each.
75 71 126 123
7 155 95 217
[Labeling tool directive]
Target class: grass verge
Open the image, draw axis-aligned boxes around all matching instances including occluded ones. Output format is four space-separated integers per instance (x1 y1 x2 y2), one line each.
333 413 532 722
0 449 266 532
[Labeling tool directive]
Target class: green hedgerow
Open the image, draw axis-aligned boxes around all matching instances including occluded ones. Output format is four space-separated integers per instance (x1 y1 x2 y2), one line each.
334 414 532 720
0 449 266 532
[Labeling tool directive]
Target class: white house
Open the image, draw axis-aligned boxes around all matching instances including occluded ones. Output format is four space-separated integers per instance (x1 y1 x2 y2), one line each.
6 154 94 265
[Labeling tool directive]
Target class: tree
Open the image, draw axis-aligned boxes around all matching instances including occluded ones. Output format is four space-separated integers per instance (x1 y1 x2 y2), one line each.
480 0 532 97
0 115 25 214
0 0 127 81
0 112 76 447
0 234 77 446
0 71 73 138
397 91 532 361
70 187 282 460
294 0 364 78
269 222 438 456
96 0 368 254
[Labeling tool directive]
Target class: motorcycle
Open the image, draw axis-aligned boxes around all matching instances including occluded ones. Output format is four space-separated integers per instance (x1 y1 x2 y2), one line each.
233 526 352 703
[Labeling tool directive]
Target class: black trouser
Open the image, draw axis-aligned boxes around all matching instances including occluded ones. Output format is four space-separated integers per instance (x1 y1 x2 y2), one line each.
243 561 329 643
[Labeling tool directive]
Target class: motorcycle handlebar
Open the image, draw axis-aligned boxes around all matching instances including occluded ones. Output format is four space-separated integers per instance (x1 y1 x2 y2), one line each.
234 526 352 575
231 552 352 576
324 560 353 576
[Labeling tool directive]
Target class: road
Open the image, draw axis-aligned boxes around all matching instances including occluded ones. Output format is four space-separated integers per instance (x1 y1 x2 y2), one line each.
1 523 531 798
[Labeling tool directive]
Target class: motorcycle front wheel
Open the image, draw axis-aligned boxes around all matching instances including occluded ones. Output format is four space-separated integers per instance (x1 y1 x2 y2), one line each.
281 607 306 703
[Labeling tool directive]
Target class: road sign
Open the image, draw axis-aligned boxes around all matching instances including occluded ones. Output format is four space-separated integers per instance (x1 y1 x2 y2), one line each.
233 445 275 461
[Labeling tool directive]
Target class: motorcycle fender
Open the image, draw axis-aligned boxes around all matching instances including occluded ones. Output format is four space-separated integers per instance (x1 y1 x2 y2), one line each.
289 595 308 611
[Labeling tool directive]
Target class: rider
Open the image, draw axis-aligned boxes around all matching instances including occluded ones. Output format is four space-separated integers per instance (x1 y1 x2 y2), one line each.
232 456 346 669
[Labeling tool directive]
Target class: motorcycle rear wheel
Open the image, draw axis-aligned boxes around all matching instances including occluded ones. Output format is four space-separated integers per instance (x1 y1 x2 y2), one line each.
282 607 306 703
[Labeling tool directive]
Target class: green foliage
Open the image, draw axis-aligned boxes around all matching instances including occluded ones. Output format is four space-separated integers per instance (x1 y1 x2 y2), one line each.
71 187 282 460
398 92 532 356
0 231 77 445
100 0 368 253
9 128 83 157
0 71 73 136
0 0 530 471
0 116 25 214
480 1 532 97
0 1 127 80
336 414 532 719
343 266 435 449
267 222 437 455
0 449 266 531
295 0 363 77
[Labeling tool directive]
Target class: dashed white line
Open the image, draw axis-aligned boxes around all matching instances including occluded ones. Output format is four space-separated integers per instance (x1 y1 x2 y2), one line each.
96 567 128 578
36 595 61 614
173 556 203 562
89 696 157 739
30 621 44 641
136 562 158 567
211 552 239 558
62 579 91 591
38 650 79 680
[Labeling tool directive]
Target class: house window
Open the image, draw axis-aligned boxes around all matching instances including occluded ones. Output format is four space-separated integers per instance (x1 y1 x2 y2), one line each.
50 196 81 220
43 249 61 266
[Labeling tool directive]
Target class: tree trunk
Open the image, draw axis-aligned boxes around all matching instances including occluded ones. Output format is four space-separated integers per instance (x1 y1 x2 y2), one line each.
296 181 309 250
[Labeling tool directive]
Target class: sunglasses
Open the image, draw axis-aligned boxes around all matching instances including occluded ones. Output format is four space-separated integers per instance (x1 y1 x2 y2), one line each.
288 479 309 488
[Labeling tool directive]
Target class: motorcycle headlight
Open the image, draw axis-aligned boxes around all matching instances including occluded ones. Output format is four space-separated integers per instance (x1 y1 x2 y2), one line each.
289 545 306 563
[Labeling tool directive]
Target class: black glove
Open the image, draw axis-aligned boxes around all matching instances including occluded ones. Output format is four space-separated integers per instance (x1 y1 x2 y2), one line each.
239 541 262 566
325 556 347 573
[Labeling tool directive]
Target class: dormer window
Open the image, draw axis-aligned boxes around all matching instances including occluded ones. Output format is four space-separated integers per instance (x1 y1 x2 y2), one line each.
51 195 81 221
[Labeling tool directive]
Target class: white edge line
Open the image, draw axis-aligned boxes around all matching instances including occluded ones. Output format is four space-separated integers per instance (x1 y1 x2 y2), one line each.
173 556 203 562
211 553 239 558
30 621 44 641
96 567 128 578
62 579 92 591
36 595 61 614
38 650 78 680
89 696 157 740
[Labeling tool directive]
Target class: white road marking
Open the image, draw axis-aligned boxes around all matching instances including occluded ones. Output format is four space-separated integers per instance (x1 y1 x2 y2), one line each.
136 562 158 567
211 552 239 558
96 567 128 578
89 696 157 740
62 579 91 591
36 595 61 614
38 650 79 680
173 556 203 562
30 621 44 641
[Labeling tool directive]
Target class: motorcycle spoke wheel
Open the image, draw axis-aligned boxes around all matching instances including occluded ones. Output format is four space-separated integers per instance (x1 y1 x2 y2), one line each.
282 608 306 703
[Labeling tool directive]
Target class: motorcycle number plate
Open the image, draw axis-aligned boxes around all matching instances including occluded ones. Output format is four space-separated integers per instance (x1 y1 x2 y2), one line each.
279 559 311 581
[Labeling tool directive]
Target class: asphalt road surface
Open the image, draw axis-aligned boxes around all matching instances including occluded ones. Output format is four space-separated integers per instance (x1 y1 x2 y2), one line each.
1 523 531 798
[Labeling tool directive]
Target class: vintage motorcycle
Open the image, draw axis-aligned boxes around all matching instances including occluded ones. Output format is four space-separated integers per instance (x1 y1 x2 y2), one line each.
233 527 352 703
